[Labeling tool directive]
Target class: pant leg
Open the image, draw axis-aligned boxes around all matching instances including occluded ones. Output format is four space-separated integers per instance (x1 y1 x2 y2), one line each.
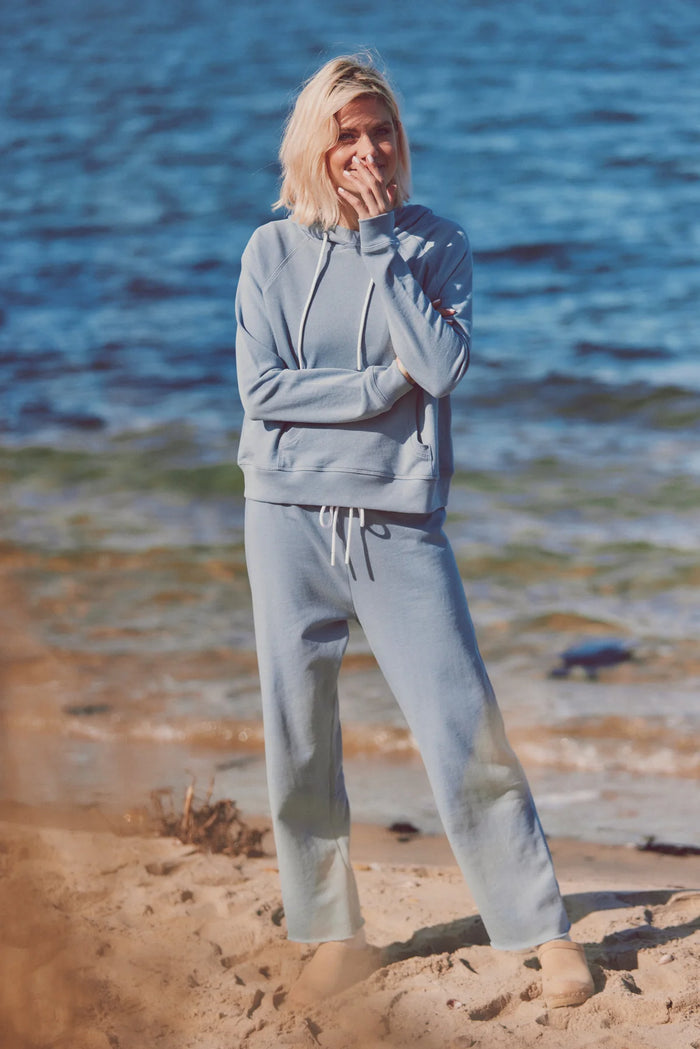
244 500 362 942
347 507 570 950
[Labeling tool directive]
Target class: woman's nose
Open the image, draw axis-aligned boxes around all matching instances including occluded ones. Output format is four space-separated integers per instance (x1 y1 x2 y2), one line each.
356 133 376 158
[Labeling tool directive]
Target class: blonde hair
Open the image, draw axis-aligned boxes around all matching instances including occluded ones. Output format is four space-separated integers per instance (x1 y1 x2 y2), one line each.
275 55 411 229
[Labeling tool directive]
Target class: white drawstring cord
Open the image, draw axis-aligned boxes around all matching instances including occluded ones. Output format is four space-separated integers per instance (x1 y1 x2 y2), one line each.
319 505 340 566
296 232 329 368
345 507 365 563
356 281 374 370
319 506 365 566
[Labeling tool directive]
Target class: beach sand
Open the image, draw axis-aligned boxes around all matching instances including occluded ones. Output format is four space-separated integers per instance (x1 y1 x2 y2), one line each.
1 810 698 1049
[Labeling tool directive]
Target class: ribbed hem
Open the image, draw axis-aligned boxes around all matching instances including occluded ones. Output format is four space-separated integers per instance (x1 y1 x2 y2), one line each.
371 360 414 403
359 212 396 254
242 466 450 514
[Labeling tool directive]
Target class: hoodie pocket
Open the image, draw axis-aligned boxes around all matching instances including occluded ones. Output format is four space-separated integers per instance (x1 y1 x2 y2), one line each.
277 390 435 480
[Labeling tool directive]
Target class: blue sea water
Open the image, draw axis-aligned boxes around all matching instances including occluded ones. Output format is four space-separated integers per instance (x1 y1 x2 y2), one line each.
1 0 699 477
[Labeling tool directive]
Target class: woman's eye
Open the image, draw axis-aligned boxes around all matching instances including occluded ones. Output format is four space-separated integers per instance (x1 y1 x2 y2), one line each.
338 131 355 142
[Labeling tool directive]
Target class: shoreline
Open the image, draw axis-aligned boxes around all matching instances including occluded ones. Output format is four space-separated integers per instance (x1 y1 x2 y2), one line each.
1 799 698 888
3 718 700 850
2 528 698 851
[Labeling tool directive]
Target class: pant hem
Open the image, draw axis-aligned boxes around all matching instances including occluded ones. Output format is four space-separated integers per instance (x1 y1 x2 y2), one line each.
488 921 571 953
286 918 366 945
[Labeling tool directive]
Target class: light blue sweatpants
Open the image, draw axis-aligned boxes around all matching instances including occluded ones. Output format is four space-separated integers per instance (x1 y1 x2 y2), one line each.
244 500 570 950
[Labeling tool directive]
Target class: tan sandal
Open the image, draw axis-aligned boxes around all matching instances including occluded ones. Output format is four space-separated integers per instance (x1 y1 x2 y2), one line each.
537 939 594 1008
288 941 384 1006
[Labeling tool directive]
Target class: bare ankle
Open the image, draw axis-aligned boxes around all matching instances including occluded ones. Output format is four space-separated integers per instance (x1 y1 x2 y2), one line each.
342 927 367 950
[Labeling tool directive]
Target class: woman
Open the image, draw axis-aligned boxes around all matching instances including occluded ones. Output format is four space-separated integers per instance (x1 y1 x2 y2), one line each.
235 55 594 1010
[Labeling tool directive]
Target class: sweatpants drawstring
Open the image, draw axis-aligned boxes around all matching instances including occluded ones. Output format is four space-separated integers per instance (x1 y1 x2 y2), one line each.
319 506 365 566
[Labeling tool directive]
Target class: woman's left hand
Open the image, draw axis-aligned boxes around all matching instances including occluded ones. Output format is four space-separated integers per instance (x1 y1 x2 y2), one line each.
337 154 396 222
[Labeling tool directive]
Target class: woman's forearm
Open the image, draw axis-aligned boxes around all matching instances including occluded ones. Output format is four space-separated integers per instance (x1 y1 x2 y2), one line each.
236 336 412 423
359 213 472 398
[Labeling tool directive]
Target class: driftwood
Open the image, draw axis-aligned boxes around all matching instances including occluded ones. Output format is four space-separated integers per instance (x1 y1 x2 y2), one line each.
151 783 267 857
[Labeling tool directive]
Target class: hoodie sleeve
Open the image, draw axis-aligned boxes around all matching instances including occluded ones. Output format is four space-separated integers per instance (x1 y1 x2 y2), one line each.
235 238 413 424
358 212 472 399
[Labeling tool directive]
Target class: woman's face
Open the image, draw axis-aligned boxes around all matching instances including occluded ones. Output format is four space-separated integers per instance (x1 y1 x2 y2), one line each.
326 94 398 193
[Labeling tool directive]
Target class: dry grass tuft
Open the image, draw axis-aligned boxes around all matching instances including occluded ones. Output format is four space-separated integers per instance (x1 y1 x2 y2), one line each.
151 782 268 857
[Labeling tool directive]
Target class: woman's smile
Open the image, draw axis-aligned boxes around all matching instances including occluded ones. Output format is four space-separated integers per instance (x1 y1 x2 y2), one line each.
326 95 398 192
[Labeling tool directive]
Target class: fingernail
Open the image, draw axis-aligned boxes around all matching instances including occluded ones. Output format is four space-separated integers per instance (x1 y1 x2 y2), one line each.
367 153 375 164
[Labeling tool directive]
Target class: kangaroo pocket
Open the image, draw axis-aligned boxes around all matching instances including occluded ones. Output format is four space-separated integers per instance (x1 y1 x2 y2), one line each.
277 391 436 481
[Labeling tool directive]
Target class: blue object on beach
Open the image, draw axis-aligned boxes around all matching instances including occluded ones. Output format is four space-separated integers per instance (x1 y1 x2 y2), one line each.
549 639 634 680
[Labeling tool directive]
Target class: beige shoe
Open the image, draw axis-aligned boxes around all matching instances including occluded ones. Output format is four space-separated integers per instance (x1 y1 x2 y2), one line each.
288 940 384 1006
537 939 594 1008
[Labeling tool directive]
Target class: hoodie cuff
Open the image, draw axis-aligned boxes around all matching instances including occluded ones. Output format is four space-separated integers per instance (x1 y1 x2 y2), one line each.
370 360 414 405
359 212 397 255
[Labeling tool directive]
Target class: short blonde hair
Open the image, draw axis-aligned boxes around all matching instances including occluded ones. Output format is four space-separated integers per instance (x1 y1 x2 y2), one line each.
275 55 411 229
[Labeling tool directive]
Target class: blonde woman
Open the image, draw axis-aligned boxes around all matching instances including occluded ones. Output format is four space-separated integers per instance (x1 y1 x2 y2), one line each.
235 55 594 1009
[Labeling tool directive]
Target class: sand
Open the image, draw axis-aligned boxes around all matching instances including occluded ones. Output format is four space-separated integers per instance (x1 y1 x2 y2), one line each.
1 813 698 1049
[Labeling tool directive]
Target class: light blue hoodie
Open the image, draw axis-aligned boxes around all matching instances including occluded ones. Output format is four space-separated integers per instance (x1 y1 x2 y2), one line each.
235 205 472 512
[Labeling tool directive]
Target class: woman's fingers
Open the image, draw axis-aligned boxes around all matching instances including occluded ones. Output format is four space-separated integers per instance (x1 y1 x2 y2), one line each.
338 183 384 220
339 155 393 219
431 298 457 323
343 173 387 214
336 184 365 216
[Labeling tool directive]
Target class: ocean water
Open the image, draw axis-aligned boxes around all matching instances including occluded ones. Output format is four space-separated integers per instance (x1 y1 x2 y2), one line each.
1 0 699 844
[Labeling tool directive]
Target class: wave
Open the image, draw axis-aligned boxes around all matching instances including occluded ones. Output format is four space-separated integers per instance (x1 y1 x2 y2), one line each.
464 373 700 429
6 708 698 780
512 716 700 779
476 241 576 265
579 108 641 124
14 401 106 432
126 276 186 301
574 341 672 362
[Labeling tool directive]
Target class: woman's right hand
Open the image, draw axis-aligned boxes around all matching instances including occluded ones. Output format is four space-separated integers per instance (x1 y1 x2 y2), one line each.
337 154 396 223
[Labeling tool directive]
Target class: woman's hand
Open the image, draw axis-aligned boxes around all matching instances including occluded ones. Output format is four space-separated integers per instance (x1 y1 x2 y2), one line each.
395 357 415 384
337 154 396 222
432 298 457 325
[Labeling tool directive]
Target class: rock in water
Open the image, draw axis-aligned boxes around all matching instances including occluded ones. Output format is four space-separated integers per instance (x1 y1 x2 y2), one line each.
549 639 633 680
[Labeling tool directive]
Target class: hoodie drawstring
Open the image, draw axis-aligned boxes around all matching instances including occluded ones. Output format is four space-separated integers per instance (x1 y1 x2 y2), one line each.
297 232 374 371
356 282 374 370
319 506 365 566
297 232 329 368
